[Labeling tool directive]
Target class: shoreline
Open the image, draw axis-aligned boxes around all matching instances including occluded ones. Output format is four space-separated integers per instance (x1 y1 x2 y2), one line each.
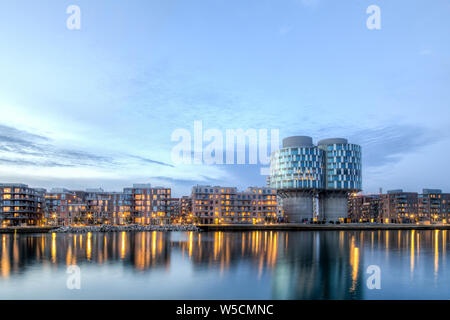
197 223 450 232
0 225 200 234
0 226 58 234
1 223 450 233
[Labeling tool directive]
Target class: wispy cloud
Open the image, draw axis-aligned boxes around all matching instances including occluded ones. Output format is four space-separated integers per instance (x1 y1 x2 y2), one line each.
0 123 229 195
128 155 174 168
348 124 443 168
0 124 171 169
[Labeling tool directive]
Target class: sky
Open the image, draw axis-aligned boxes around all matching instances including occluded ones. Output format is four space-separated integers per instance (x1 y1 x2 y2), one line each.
0 0 449 197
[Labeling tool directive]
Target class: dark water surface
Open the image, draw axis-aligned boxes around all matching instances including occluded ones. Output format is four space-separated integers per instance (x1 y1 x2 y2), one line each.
0 230 449 299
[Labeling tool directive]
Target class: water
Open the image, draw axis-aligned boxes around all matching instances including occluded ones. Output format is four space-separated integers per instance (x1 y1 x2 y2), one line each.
0 230 449 299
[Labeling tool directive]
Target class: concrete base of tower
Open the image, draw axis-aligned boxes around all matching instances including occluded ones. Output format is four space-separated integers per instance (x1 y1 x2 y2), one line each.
278 190 314 223
319 191 349 222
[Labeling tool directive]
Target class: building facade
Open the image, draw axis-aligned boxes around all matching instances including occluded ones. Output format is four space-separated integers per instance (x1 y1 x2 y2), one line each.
380 190 419 223
348 194 381 223
418 189 448 223
192 186 278 224
348 189 449 224
45 188 86 225
42 184 173 226
0 183 45 226
179 196 193 223
124 184 172 225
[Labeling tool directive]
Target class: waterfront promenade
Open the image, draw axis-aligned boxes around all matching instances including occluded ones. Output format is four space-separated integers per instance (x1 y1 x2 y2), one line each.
2 224 450 233
0 226 58 233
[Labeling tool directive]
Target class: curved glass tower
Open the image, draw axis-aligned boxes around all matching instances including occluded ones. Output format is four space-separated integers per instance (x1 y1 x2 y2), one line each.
318 138 362 191
270 136 323 190
317 138 362 221
270 136 362 223
270 136 322 223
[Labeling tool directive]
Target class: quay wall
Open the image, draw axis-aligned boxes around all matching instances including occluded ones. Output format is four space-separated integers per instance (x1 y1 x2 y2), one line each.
198 224 450 232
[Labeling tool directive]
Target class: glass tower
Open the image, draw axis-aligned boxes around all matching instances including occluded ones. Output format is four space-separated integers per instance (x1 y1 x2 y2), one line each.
270 136 362 223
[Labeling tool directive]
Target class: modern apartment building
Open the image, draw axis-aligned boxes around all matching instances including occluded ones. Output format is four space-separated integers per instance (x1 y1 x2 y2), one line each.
0 183 45 226
270 136 362 223
380 190 419 223
45 188 86 225
108 192 132 225
192 185 278 224
124 184 172 225
348 194 381 223
348 189 449 224
83 188 112 224
418 189 449 223
179 196 193 223
42 184 173 226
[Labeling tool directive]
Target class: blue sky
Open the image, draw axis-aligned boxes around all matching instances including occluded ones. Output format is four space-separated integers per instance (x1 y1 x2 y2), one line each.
0 0 449 197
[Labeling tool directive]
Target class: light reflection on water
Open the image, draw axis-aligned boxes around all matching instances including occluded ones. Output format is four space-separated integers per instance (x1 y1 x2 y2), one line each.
0 230 449 299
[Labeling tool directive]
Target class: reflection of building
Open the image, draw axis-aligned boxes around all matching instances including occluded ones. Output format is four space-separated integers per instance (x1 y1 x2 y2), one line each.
192 186 278 224
272 231 364 299
0 183 45 226
270 136 362 223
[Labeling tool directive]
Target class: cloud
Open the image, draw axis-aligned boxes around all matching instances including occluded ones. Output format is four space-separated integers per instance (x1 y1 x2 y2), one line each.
0 158 74 168
348 124 443 168
128 155 174 168
0 123 173 169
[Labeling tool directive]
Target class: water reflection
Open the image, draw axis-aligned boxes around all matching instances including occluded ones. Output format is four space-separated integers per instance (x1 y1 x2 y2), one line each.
0 230 449 299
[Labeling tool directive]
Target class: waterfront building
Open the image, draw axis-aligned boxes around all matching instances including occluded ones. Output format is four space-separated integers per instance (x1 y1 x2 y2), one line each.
82 188 113 224
124 184 172 225
42 184 173 226
317 138 362 222
0 183 45 226
348 189 449 224
418 189 448 223
45 188 86 225
192 186 277 224
179 196 193 223
170 197 180 223
270 136 362 223
348 194 381 223
107 192 131 225
380 190 419 224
